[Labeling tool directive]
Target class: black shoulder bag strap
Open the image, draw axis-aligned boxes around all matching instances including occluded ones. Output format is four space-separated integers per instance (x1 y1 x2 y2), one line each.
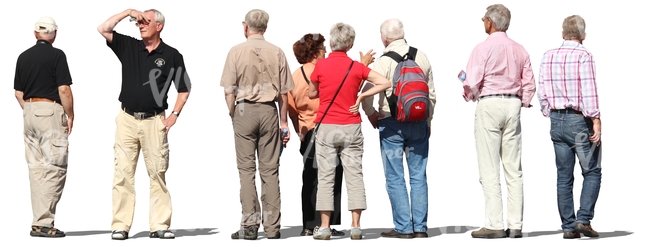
303 60 355 163
300 66 310 84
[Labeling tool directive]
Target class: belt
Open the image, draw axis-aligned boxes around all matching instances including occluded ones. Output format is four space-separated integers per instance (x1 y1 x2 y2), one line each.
26 97 60 104
551 108 583 115
122 106 164 120
479 94 520 100
236 99 275 106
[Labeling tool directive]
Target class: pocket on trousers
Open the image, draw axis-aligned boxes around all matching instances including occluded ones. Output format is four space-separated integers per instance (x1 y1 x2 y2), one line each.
34 108 54 117
51 138 69 167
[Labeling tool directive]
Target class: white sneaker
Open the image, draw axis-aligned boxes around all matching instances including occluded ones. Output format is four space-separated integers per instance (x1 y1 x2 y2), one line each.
313 226 331 240
111 230 128 240
350 227 362 240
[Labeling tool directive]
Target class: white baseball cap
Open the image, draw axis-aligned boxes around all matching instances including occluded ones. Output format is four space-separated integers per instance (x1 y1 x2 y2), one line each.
34 16 57 33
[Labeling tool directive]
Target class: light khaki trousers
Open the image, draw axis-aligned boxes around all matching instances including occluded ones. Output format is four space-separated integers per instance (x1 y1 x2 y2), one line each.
232 101 282 236
23 102 68 227
315 123 367 211
474 97 523 230
112 109 172 232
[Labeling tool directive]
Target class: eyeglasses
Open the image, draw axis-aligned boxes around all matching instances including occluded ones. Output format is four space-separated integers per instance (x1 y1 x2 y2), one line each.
320 45 327 52
481 17 489 22
242 21 246 26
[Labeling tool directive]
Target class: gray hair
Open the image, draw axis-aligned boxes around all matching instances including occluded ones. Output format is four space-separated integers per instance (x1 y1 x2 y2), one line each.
36 32 56 40
484 4 511 31
244 9 269 32
380 18 404 41
144 9 165 26
329 23 355 52
562 15 586 40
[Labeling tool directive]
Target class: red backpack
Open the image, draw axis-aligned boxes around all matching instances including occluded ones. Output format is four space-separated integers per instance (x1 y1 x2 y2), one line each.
382 46 430 122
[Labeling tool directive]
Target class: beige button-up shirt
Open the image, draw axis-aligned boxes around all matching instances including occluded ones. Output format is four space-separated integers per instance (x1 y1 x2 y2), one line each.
220 34 294 102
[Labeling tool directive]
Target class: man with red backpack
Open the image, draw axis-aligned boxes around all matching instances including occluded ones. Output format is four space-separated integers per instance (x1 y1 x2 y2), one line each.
361 18 436 239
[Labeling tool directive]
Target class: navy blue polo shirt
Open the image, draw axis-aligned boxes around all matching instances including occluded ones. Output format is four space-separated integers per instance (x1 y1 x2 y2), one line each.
14 40 73 103
107 31 191 112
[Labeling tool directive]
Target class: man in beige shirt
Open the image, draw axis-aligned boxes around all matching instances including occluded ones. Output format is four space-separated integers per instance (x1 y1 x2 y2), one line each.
361 18 436 239
220 9 294 240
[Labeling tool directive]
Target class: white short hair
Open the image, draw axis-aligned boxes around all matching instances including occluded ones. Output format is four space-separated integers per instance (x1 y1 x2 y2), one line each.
329 22 355 52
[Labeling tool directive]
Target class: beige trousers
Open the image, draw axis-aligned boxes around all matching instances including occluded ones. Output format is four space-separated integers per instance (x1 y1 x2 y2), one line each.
112 109 172 232
232 101 282 236
315 123 367 211
23 102 69 227
474 97 523 230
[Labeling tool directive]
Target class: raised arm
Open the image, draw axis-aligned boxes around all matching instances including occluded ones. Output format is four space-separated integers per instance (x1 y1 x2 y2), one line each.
97 9 149 43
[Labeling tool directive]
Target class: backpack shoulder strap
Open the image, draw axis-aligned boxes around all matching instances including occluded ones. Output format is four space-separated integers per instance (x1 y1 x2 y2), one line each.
407 46 418 60
382 51 403 63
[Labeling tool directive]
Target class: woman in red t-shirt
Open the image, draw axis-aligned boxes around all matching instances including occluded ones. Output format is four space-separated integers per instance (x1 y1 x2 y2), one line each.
307 22 390 240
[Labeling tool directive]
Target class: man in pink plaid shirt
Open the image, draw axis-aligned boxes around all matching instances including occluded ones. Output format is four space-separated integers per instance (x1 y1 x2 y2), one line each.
537 15 602 240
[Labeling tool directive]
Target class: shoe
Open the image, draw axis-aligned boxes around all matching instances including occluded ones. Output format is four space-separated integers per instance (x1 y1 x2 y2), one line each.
471 227 506 238
313 226 331 240
380 229 414 238
331 228 345 236
575 223 599 237
505 229 522 238
30 226 65 238
111 230 128 240
267 232 281 239
350 227 362 240
300 228 313 236
563 231 581 239
414 232 428 238
231 226 258 240
149 230 175 239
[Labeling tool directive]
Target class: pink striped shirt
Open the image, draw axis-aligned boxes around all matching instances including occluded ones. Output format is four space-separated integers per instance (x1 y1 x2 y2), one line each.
463 32 536 107
538 41 600 118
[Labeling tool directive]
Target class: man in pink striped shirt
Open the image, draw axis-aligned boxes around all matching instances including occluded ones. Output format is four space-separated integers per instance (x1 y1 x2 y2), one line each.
537 15 602 239
461 4 535 239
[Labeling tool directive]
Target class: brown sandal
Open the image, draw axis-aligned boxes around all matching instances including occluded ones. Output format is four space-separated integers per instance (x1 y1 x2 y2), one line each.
30 226 66 237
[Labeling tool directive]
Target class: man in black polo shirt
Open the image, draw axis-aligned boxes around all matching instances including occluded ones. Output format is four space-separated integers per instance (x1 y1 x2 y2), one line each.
14 16 73 238
97 8 191 240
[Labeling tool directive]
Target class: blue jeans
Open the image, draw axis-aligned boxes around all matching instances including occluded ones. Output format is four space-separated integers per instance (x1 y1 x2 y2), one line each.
550 112 602 232
378 117 429 234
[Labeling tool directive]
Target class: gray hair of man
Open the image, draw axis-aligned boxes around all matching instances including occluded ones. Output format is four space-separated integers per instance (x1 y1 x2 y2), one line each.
144 9 165 26
329 22 355 52
562 15 586 41
244 9 269 33
380 18 405 43
484 4 511 31
36 31 56 41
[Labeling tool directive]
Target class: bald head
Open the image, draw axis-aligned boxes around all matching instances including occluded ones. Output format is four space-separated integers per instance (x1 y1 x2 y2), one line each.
380 18 404 46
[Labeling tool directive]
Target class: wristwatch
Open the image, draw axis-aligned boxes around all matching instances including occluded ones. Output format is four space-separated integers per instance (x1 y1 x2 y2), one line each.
172 111 180 117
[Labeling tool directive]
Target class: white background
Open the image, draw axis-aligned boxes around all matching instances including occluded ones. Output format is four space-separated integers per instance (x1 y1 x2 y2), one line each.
1 0 645 246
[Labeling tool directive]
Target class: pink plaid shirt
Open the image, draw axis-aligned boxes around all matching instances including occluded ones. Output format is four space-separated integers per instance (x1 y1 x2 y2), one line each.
463 32 536 107
538 40 600 118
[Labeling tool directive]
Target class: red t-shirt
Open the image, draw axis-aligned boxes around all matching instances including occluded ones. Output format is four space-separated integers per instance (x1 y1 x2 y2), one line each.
310 52 370 124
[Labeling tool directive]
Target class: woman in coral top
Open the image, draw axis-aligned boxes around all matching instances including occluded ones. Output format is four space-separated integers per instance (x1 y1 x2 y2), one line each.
287 33 345 237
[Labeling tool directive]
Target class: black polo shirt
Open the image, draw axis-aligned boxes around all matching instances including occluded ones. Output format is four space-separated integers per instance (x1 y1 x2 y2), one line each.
107 31 191 112
14 40 72 103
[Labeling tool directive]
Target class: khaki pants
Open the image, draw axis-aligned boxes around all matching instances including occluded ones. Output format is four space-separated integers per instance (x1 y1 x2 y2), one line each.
315 124 367 211
233 101 282 236
112 109 172 232
23 102 68 227
474 97 523 230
